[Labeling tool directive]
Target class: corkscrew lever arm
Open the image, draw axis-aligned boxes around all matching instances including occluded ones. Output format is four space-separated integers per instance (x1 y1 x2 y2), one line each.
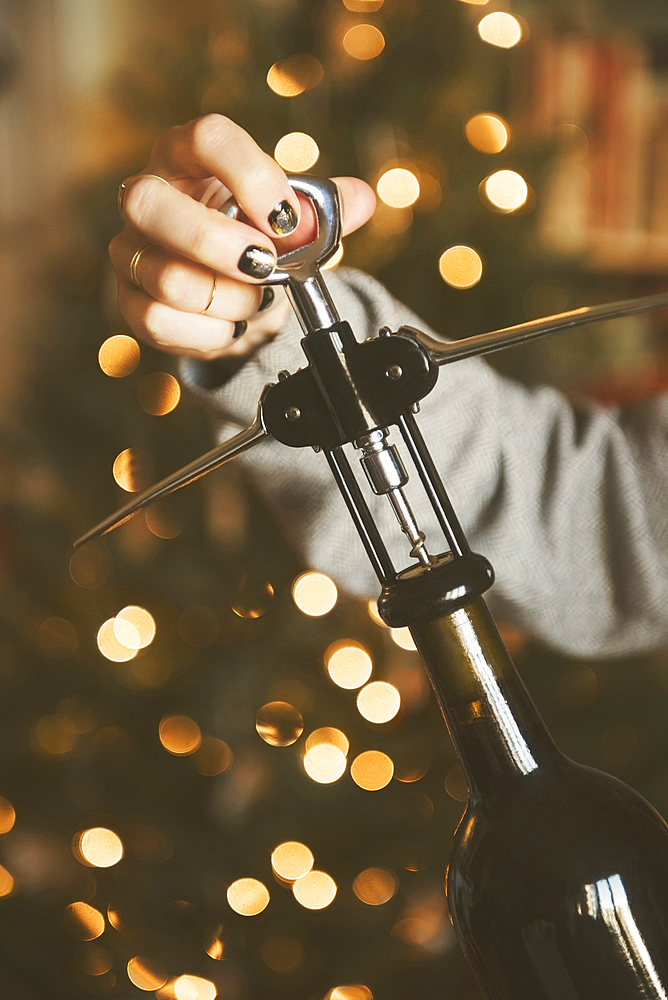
416 290 668 366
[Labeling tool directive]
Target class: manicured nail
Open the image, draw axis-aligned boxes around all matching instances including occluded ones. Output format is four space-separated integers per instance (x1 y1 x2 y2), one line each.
268 200 298 236
233 321 248 339
258 287 275 312
238 245 276 279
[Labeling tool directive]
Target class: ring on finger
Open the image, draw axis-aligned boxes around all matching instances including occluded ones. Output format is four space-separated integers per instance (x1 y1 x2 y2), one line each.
201 271 217 314
118 173 170 221
130 243 161 291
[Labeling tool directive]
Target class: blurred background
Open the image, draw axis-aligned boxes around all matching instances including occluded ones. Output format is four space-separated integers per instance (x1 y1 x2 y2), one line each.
2 0 668 997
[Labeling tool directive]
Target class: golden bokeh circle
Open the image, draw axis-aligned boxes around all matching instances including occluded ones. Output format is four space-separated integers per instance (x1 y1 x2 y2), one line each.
194 737 233 776
260 934 305 972
328 989 373 1000
292 572 338 616
38 617 78 658
159 715 202 756
0 797 15 835
356 682 401 724
227 877 270 916
63 901 106 940
97 619 137 663
0 865 13 897
231 574 274 619
267 54 323 97
271 841 314 881
304 727 349 757
303 744 347 784
342 24 386 60
77 827 124 868
127 956 169 991
325 642 373 689
478 11 522 48
116 606 156 649
438 246 484 290
112 448 152 493
483 169 528 212
353 867 397 905
376 168 420 208
274 133 320 172
445 763 470 802
351 750 394 790
292 870 337 910
174 976 217 1000
256 701 304 747
98 335 140 378
465 114 509 154
137 372 181 416
69 546 109 590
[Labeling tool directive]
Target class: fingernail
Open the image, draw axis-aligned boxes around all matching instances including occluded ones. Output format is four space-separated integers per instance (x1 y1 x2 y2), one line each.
268 200 298 236
258 287 275 312
238 245 276 279
233 320 248 339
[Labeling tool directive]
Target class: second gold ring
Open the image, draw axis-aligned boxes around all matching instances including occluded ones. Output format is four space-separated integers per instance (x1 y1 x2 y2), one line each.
130 244 161 291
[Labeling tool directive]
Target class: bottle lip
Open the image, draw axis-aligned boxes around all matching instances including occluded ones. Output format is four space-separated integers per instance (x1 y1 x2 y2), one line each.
377 551 495 628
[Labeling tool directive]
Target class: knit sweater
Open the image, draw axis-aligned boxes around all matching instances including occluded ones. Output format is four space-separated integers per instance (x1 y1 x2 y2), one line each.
181 267 668 659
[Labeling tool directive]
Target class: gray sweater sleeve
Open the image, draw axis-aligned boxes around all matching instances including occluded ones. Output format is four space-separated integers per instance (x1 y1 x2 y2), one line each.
181 267 668 659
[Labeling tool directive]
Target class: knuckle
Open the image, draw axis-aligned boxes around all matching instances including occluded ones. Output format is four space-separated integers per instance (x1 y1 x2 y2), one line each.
122 177 158 228
188 113 234 157
155 261 196 304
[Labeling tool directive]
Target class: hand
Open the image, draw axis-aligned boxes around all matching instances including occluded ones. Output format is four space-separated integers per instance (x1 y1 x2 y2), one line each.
109 114 376 361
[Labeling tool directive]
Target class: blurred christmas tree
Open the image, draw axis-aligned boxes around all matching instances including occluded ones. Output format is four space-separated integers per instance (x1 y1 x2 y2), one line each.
2 0 668 998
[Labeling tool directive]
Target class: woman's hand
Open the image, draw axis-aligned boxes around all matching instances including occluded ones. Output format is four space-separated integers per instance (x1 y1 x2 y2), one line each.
109 115 376 361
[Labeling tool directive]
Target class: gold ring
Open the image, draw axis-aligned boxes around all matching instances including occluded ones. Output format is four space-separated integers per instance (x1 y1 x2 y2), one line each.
202 271 217 313
118 174 170 221
130 243 161 291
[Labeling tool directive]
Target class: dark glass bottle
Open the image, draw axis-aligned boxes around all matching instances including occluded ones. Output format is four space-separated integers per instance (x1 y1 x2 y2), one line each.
411 598 668 999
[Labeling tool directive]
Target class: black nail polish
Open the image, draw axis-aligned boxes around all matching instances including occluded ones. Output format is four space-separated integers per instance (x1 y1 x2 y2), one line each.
268 200 298 236
238 246 276 279
233 321 248 339
258 287 275 312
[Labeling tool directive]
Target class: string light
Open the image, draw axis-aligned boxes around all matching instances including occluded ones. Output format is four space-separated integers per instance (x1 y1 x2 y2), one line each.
98 335 140 378
357 681 401 723
325 641 373 689
174 976 217 1000
267 54 323 96
376 168 420 208
292 870 337 909
256 701 304 746
274 133 320 172
303 743 347 783
438 247 483 290
343 24 386 60
465 114 509 153
115 606 156 649
76 828 124 867
292 572 338 616
482 170 528 212
305 727 349 756
136 373 181 416
227 877 270 916
350 750 394 790
271 841 314 881
478 12 522 48
97 619 137 662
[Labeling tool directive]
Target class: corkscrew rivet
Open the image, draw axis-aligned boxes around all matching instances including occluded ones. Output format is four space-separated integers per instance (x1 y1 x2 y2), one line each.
386 365 403 380
285 406 301 422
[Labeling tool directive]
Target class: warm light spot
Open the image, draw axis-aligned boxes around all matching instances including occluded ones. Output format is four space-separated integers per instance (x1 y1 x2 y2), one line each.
478 11 522 48
137 372 181 416
178 606 220 648
69 545 109 589
159 715 202 756
304 744 347 783
204 924 226 960
79 943 113 976
304 727 349 757
326 641 373 689
293 870 337 909
98 335 140 378
114 606 156 649
260 934 305 972
97 619 137 663
0 797 15 835
327 989 373 1000
271 841 314 881
343 0 384 9
64 901 106 941
353 867 397 905
342 23 385 60
483 169 528 212
438 246 483 290
367 600 387 627
194 737 233 776
351 750 394 790
274 133 320 172
145 502 182 539
390 627 417 651
322 242 344 270
465 113 508 153
377 168 420 209
267 54 324 97
112 448 152 493
231 573 274 619
292 572 337 616
445 763 469 802
78 828 124 868
127 956 168 990
256 701 304 747
458 0 488 4
37 617 78 658
227 877 270 916
394 742 430 783
0 865 13 897
174 976 217 1000
31 714 77 756
156 981 180 1000
370 202 414 236
356 681 401 723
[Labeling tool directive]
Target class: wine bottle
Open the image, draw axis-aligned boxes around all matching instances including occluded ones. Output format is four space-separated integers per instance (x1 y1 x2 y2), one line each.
411 598 668 998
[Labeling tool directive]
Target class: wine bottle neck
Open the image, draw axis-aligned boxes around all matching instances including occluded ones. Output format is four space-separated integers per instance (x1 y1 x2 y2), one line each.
411 598 561 803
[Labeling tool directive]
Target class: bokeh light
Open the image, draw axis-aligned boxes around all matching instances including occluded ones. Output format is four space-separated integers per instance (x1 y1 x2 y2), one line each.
227 877 270 916
343 0 384 8
98 335 140 377
77 828 124 868
174 976 217 1000
343 24 385 60
438 247 483 290
194 737 233 776
303 744 347 783
256 701 304 746
483 169 528 212
271 841 314 881
136 373 181 416
304 727 349 757
292 870 337 909
204 925 226 961
325 641 373 689
367 600 386 627
78 943 113 976
0 797 15 835
478 12 522 48
376 168 420 208
69 545 109 589
353 867 397 905
445 763 470 802
38 617 78 658
112 448 152 493
260 934 305 972
231 573 274 619
390 626 417 651
394 741 430 782
267 54 323 96
292 572 338 616
146 501 182 539
0 865 13 897
63 902 105 940
356 681 401 723
327 989 373 1000
274 133 320 172
465 113 508 153
97 619 137 662
127 956 169 991
115 606 156 649
159 715 202 756
351 750 394 790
